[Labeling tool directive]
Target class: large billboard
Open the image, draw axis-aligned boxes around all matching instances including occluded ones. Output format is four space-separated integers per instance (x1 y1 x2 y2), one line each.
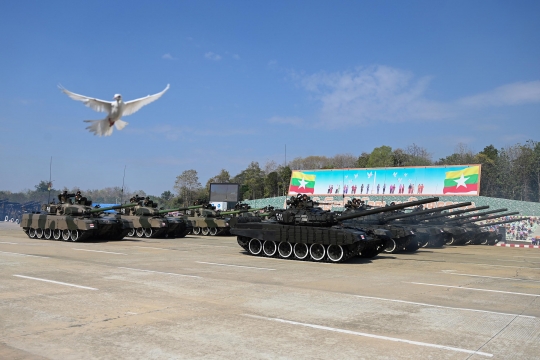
288 165 481 196
209 183 240 202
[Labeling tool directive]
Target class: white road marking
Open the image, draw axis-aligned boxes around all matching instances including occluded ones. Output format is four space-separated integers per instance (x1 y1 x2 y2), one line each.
0 241 19 244
243 314 493 358
73 248 127 255
0 251 49 258
443 271 540 283
353 294 535 318
476 263 540 269
408 282 540 297
496 259 540 264
14 275 97 290
118 267 201 279
131 246 175 251
126 312 138 315
196 261 275 271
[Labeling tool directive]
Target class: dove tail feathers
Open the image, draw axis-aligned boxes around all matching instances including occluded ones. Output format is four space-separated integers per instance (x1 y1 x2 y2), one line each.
114 119 128 131
84 119 114 136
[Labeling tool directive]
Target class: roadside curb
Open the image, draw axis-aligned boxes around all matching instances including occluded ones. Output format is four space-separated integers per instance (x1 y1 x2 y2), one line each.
496 243 540 248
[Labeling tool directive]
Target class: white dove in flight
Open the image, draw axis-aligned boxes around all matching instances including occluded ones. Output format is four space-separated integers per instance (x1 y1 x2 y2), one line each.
59 84 170 136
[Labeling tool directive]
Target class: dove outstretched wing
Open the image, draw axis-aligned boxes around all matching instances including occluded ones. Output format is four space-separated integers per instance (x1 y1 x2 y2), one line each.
123 84 170 116
58 85 112 113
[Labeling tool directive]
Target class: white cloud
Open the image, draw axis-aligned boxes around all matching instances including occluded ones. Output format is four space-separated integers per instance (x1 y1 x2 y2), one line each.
298 65 449 127
232 54 240 60
292 65 540 128
267 116 304 126
204 52 222 61
162 53 176 60
457 81 540 107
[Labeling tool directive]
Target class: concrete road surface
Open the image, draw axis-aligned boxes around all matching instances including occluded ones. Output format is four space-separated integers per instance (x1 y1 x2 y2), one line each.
1 221 540 359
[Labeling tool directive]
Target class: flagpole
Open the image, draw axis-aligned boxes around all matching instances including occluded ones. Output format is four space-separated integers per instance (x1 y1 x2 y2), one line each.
47 156 52 204
120 165 126 204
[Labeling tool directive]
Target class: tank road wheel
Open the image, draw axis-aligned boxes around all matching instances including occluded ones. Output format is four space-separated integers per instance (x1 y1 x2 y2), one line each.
278 241 293 258
28 228 36 238
383 239 397 253
62 229 71 241
209 227 218 236
327 245 344 262
446 236 456 245
53 229 62 240
192 227 201 235
310 243 326 261
70 230 80 242
44 228 52 240
248 238 262 255
135 228 145 238
35 228 44 239
481 238 489 245
201 227 210 236
421 240 429 248
293 243 309 260
144 228 153 238
127 229 135 237
263 240 277 257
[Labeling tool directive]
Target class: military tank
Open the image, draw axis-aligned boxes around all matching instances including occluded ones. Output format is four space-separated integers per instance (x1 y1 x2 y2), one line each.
186 202 263 236
415 205 490 245
446 208 512 245
474 218 522 245
119 196 199 238
154 205 204 238
457 211 519 245
384 202 475 249
20 192 136 242
340 198 456 253
230 194 441 263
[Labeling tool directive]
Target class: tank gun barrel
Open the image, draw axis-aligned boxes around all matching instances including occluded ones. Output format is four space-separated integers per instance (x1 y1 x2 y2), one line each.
461 211 519 224
383 201 472 222
416 205 490 221
157 204 204 214
87 203 137 214
449 208 508 223
220 207 264 216
338 197 439 221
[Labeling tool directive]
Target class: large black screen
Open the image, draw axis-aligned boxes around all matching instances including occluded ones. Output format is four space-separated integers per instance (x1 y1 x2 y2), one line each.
209 183 239 202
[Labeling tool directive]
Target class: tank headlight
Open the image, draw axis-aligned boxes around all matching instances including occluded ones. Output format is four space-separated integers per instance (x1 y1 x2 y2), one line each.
161 222 167 227
89 224 95 228
360 235 365 239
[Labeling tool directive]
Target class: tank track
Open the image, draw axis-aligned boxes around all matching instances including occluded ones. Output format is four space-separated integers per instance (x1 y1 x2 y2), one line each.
236 236 382 263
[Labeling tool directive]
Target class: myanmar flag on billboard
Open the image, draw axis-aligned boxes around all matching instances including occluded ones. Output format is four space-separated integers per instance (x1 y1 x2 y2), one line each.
289 171 316 194
443 166 480 194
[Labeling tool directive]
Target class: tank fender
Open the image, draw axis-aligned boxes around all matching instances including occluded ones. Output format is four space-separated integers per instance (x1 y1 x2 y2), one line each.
230 228 278 242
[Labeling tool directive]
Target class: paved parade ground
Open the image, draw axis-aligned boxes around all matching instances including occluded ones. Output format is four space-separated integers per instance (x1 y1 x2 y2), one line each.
1 221 540 359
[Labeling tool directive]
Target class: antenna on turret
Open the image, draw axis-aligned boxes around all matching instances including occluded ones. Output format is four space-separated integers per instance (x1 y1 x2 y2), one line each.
120 165 126 204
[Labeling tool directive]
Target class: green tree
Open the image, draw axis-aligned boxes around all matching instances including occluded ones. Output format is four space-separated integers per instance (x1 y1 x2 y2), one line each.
356 152 370 168
174 170 202 206
367 146 394 167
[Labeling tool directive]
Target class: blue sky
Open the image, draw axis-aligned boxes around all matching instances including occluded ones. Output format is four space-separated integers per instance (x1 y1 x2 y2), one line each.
1 0 539 196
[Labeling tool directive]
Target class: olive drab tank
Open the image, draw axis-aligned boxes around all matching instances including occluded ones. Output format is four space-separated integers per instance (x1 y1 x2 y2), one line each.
119 195 196 238
184 202 264 236
230 194 430 263
20 191 136 242
339 197 447 253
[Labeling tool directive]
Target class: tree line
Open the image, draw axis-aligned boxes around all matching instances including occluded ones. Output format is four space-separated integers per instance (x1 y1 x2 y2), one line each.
1 140 539 207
